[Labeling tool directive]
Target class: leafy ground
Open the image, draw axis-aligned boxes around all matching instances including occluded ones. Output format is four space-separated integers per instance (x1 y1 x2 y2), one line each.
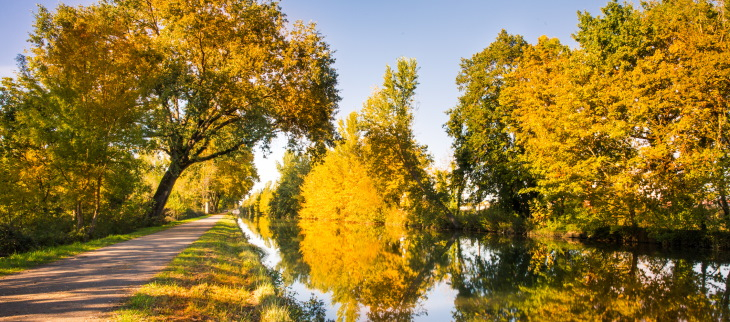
0 215 209 277
112 216 325 322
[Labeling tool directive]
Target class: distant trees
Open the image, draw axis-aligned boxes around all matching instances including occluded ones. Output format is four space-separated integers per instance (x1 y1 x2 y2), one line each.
167 151 258 217
448 0 730 233
269 151 311 218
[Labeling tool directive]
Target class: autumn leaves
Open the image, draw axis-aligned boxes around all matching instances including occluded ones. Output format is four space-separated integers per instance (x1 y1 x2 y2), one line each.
448 0 730 232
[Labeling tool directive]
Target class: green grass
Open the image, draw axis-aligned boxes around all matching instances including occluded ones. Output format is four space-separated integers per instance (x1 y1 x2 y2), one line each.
0 215 209 277
113 216 318 321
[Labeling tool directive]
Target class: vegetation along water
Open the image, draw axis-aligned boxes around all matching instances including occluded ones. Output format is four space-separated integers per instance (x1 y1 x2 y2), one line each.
238 214 730 321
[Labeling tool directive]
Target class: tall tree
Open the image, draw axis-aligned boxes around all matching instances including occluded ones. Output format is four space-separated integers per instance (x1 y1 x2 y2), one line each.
446 30 534 218
360 57 457 227
3 3 150 238
119 0 339 221
500 0 730 230
300 113 389 223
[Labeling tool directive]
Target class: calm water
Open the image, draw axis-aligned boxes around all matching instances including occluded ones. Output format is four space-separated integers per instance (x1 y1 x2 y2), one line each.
237 216 730 321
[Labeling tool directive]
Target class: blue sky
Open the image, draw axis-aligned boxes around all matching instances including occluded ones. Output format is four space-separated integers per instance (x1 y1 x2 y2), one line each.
0 0 612 189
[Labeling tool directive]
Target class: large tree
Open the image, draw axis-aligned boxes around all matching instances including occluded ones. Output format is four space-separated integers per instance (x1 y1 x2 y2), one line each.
445 30 534 217
118 0 339 221
358 57 457 226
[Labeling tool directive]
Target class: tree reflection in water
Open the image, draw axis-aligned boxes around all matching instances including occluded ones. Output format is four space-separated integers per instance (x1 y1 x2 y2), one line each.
240 214 730 321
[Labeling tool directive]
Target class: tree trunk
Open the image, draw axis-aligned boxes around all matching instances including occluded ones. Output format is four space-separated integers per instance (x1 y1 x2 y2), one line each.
211 192 221 213
74 201 84 230
719 180 730 228
89 176 103 238
146 161 186 223
720 193 730 220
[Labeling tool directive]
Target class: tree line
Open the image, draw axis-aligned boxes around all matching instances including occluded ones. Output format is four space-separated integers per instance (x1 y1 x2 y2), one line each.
0 0 338 255
246 0 730 243
2 0 729 256
448 0 729 235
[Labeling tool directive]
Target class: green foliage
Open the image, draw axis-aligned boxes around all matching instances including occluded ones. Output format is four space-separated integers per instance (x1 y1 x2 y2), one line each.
123 0 340 221
446 30 534 219
0 0 337 254
0 3 151 252
269 151 312 219
167 151 257 218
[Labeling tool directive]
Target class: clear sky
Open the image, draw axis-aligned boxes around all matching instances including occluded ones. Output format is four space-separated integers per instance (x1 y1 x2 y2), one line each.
0 0 612 190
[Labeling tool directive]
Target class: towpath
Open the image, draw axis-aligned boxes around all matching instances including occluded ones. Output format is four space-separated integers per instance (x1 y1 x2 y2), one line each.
0 215 223 321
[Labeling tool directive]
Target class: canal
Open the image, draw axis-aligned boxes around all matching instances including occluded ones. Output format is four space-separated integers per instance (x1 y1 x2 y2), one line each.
237 215 730 321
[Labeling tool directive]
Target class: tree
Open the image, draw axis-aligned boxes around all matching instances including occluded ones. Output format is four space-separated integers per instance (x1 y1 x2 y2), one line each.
299 113 389 223
502 35 636 228
178 150 258 214
619 0 730 228
269 151 311 218
359 57 457 227
498 0 730 231
0 3 150 240
446 30 534 218
117 0 339 221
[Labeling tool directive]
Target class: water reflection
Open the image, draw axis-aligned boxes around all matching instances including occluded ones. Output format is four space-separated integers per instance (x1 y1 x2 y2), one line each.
239 215 730 321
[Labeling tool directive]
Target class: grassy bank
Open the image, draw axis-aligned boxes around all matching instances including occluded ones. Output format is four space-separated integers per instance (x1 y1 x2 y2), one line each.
113 216 324 322
0 215 209 276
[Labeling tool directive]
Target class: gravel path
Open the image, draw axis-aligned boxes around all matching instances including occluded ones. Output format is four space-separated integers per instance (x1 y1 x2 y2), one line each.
0 215 223 321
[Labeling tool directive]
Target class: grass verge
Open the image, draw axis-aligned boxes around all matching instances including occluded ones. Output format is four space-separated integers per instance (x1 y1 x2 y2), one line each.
112 216 324 322
0 215 209 277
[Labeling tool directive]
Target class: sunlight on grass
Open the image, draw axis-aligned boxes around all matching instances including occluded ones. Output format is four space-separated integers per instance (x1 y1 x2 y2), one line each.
111 216 310 321
0 215 209 277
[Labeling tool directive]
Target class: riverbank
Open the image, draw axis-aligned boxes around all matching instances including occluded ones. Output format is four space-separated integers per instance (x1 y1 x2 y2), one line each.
530 225 730 250
113 216 324 322
455 210 730 250
0 215 209 277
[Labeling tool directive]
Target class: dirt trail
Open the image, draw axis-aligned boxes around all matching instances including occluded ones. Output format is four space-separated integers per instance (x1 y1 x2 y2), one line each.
0 215 223 321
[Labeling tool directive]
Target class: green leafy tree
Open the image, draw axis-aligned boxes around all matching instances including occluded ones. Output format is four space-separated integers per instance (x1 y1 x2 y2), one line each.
269 151 311 218
446 30 533 219
0 3 150 244
175 150 258 215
